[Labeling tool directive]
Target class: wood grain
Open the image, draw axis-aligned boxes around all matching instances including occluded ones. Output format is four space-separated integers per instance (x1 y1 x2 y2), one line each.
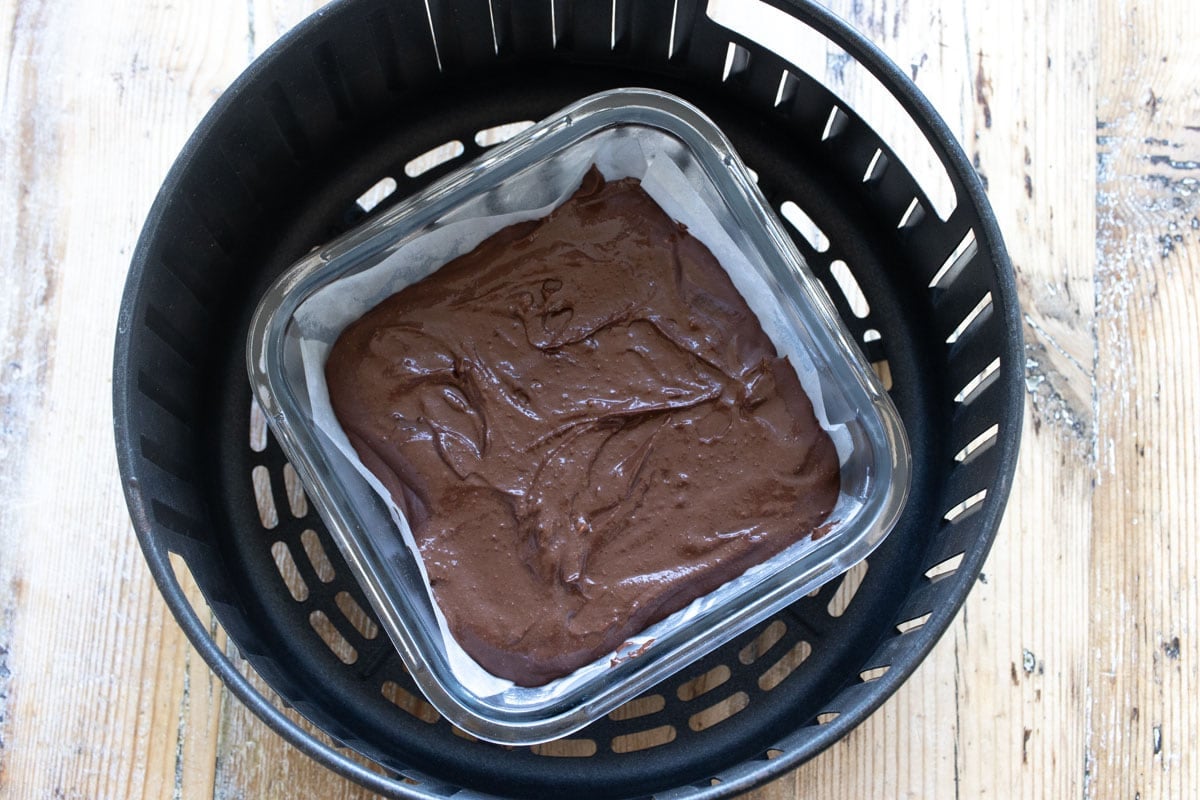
0 1 1195 798
1090 1 1200 797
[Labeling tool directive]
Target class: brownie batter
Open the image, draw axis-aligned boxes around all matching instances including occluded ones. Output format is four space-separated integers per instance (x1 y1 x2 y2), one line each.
325 168 840 686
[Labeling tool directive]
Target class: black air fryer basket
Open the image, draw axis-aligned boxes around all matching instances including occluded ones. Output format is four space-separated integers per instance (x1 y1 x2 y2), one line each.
114 1 1022 797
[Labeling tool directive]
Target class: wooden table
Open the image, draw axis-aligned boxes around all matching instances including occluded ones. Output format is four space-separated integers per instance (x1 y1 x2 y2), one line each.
1 1 1197 797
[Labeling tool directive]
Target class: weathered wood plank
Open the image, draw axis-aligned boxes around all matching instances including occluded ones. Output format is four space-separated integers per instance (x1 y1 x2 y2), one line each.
1090 1 1200 797
0 1 253 798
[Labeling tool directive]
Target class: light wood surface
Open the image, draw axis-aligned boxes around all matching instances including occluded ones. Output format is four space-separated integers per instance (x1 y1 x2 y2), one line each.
1 1 1197 798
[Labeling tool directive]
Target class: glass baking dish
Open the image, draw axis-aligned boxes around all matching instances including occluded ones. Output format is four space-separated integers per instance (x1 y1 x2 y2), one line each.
247 88 910 744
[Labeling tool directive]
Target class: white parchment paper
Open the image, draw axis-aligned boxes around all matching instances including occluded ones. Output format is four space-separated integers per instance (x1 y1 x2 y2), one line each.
292 128 853 697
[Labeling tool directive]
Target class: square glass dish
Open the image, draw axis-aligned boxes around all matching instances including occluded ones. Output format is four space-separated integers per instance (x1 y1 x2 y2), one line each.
247 88 910 745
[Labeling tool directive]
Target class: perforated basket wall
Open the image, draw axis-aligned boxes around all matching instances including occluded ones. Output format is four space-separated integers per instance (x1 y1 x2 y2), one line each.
114 1 1022 797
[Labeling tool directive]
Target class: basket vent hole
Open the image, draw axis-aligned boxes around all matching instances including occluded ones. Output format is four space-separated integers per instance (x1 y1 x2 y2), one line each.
249 398 269 452
955 424 1000 464
531 738 598 757
758 640 812 691
381 681 440 723
404 140 465 178
955 357 1001 404
310 610 357 664
827 560 869 618
689 691 750 732
270 541 309 602
830 260 870 318
860 665 890 682
944 489 988 524
898 197 926 229
924 552 965 581
765 748 784 760
946 292 994 345
721 42 751 82
609 693 666 721
744 166 759 183
251 466 278 529
282 463 308 518
862 148 889 183
355 177 397 213
821 105 848 141
871 360 893 390
774 69 800 108
779 201 829 252
611 724 677 753
451 726 479 742
863 328 882 343
738 619 787 665
677 664 731 701
474 121 535 148
896 611 932 634
816 712 840 725
335 591 379 640
300 529 337 583
929 229 978 289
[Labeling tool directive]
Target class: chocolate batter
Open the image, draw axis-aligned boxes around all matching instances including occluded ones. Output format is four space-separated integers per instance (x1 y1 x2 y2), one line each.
326 168 840 685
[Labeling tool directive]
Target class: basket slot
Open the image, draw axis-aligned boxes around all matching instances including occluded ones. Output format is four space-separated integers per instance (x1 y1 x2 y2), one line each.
260 82 314 162
952 423 1001 466
897 197 926 231
270 541 310 602
312 42 356 121
143 303 202 368
862 629 917 670
262 68 346 166
216 129 277 208
930 228 983 294
562 0 631 55
864 150 931 231
817 677 880 717
489 0 554 56
367 4 443 90
923 551 965 582
943 446 1002 507
427 0 500 71
819 113 887 201
734 44 798 119
674 0 738 82
150 497 211 546
947 344 1003 406
181 176 249 255
828 259 870 319
159 241 230 313
951 376 1007 439
136 368 195 426
251 465 280 529
625 0 677 61
779 200 830 253
139 435 195 482
324 33 394 124
773 69 801 109
934 275 991 342
892 581 943 628
945 292 994 345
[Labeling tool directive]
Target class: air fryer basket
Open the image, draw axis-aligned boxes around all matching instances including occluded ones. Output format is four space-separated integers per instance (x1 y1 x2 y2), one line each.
114 1 1022 797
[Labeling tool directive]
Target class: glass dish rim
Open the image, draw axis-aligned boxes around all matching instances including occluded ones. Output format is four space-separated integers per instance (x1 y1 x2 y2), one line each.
247 87 911 744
